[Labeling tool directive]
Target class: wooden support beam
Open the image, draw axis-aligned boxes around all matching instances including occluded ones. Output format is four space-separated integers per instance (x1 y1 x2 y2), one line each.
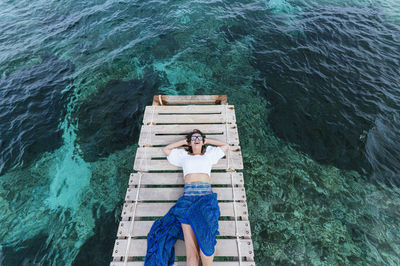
152 95 228 105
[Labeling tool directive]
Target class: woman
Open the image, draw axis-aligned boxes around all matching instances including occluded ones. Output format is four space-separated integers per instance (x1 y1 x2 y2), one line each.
145 129 229 266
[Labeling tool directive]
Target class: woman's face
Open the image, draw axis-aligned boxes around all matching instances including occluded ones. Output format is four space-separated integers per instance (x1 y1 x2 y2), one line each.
190 133 204 149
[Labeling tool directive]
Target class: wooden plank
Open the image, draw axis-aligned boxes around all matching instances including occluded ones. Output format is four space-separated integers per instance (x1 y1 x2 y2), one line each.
133 146 243 171
112 239 254 258
152 95 227 105
134 146 242 158
128 172 244 186
125 187 247 201
121 202 249 219
146 105 233 113
138 124 239 146
111 262 255 266
143 114 235 124
139 124 236 133
117 220 252 238
143 106 236 124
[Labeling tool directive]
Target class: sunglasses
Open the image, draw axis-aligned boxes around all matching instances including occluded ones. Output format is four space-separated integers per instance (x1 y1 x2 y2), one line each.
191 136 203 141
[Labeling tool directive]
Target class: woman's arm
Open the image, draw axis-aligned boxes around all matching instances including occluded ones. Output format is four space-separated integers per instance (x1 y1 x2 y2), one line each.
162 139 188 156
205 138 229 153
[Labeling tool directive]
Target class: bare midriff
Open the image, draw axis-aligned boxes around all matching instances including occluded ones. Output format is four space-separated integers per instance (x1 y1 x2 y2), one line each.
184 173 210 183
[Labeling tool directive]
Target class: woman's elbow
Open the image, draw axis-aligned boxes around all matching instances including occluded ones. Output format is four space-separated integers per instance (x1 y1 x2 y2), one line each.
221 144 229 153
162 147 171 156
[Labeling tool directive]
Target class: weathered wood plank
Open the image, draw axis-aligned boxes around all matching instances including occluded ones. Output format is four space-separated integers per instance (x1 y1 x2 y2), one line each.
138 125 239 146
121 202 249 219
111 262 255 266
128 172 244 186
152 95 228 105
112 239 254 258
146 105 233 113
117 220 252 238
143 105 236 124
143 114 235 124
134 146 242 158
125 187 247 201
138 123 237 133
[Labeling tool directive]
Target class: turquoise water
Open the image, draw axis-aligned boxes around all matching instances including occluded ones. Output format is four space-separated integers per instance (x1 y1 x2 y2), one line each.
1 0 400 265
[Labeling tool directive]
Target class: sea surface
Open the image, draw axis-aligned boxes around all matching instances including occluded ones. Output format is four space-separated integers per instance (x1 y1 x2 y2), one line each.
1 0 400 265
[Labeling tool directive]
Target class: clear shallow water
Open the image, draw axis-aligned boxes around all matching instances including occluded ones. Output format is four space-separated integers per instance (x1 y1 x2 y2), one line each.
0 0 399 265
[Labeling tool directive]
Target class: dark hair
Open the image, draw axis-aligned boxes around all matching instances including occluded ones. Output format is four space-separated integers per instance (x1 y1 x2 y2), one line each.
185 129 207 154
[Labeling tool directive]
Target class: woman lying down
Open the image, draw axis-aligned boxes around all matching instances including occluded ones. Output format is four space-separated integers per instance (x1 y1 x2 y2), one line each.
144 129 229 266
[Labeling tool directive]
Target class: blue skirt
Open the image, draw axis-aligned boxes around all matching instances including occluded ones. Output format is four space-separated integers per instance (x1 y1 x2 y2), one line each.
145 193 220 265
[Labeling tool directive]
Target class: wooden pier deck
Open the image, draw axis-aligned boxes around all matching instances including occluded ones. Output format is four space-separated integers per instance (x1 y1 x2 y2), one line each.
111 95 255 265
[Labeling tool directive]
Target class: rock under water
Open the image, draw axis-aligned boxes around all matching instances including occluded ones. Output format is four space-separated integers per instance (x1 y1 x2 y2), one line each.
75 69 163 162
0 56 74 175
251 5 400 185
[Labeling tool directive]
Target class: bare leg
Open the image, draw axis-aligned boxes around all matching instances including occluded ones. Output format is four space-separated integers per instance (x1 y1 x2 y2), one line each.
182 224 200 266
200 248 215 266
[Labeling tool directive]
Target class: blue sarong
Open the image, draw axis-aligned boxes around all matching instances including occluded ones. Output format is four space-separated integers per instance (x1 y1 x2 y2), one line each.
144 193 220 266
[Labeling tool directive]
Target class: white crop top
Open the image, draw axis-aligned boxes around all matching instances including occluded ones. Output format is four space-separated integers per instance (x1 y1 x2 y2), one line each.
167 146 225 177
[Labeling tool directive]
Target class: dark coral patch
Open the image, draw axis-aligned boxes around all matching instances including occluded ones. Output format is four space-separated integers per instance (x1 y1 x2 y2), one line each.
220 24 248 42
0 56 74 174
1 233 50 265
251 6 400 185
151 33 180 60
76 70 163 162
72 207 118 266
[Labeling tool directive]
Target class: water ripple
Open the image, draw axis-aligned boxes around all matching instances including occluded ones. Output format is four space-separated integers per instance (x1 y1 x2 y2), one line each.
252 4 400 184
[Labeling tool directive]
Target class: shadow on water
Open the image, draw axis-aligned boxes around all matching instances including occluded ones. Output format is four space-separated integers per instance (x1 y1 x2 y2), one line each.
0 56 74 175
74 69 165 162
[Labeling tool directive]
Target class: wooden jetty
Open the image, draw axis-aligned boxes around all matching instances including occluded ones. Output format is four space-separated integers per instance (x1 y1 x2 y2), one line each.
111 95 255 265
